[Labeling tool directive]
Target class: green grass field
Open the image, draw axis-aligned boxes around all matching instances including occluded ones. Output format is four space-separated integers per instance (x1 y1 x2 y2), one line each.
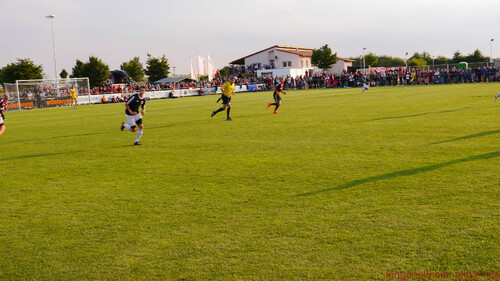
1 84 499 280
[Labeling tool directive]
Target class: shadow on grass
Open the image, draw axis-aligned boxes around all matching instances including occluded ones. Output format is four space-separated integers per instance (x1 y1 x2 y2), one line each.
364 107 471 122
430 129 500 145
296 150 500 197
147 119 212 130
2 131 109 144
0 151 77 162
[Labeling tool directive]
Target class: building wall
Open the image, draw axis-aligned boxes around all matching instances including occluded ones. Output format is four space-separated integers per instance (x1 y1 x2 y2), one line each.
299 57 312 68
325 60 353 74
244 48 305 69
244 50 272 68
274 50 300 69
256 68 313 78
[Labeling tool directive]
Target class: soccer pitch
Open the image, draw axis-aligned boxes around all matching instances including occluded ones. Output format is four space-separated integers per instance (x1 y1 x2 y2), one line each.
1 84 499 280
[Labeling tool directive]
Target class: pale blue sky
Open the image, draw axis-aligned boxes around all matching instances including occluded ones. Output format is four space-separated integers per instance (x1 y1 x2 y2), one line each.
1 0 498 78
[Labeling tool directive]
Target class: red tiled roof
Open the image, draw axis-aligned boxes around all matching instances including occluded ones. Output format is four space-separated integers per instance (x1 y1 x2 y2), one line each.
338 57 355 62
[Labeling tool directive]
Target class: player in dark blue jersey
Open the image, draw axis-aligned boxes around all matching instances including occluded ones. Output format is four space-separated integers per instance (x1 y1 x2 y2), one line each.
120 86 146 145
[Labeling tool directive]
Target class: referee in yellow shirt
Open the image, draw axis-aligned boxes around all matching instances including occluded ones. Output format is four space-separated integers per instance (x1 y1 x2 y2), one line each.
211 77 236 121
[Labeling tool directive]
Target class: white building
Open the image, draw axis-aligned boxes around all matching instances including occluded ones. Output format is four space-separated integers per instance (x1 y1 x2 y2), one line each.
326 57 355 74
230 45 354 77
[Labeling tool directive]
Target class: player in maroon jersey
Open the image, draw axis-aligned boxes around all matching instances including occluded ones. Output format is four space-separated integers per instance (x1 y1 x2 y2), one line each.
267 77 287 114
0 95 8 136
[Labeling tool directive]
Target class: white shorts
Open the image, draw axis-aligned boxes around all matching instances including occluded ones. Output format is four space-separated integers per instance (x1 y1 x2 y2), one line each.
0 115 3 125
363 83 369 89
126 113 142 127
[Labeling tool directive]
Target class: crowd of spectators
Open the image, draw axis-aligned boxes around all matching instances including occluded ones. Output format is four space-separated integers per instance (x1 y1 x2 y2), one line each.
19 85 87 101
12 65 500 106
274 66 500 90
365 66 499 87
228 64 274 75
86 75 272 95
82 65 500 97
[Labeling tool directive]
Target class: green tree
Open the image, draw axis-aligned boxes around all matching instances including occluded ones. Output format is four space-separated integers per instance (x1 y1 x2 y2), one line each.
0 58 43 84
311 44 338 70
71 56 110 87
70 60 85 78
120 57 144 82
434 56 450 65
144 54 170 83
465 49 489 62
219 67 229 77
83 56 110 87
364 52 378 67
450 51 465 64
410 52 422 60
374 55 407 67
407 57 427 67
59 69 68 78
390 57 405 67
377 55 392 67
409 51 432 64
420 51 432 64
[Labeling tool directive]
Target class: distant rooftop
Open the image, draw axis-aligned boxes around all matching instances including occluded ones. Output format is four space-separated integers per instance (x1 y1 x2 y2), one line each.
230 45 354 64
153 77 195 84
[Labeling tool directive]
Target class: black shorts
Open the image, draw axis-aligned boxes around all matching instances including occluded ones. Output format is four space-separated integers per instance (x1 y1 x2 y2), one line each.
222 95 231 104
273 93 281 103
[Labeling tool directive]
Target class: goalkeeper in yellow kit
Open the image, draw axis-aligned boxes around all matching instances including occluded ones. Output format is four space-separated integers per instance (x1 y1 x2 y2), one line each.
70 86 78 109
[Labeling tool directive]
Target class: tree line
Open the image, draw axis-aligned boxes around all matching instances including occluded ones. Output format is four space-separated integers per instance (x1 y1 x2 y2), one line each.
310 44 495 70
351 49 493 68
0 54 170 87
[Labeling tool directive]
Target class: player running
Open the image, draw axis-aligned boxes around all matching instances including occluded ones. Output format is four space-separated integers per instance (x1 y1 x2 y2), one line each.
216 93 223 105
0 95 8 136
361 76 370 94
70 85 78 109
121 86 146 145
211 77 236 121
267 77 287 114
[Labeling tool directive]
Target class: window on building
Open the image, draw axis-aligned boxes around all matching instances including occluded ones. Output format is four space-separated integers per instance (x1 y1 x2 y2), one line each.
300 61 303 67
306 61 309 67
283 61 292 68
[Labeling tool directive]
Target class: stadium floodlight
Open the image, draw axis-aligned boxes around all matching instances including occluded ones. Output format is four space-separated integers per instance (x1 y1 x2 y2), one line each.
46 15 59 96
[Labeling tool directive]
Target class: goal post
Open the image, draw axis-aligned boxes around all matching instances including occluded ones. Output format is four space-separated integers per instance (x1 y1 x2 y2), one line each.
3 77 90 111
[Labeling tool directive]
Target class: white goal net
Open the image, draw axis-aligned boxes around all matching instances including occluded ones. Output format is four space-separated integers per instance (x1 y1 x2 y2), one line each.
3 77 90 111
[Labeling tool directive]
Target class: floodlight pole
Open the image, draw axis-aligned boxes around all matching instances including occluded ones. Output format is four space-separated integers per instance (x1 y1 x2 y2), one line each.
362 48 366 75
491 39 494 64
46 15 59 96
173 66 176 77
405 52 408 71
